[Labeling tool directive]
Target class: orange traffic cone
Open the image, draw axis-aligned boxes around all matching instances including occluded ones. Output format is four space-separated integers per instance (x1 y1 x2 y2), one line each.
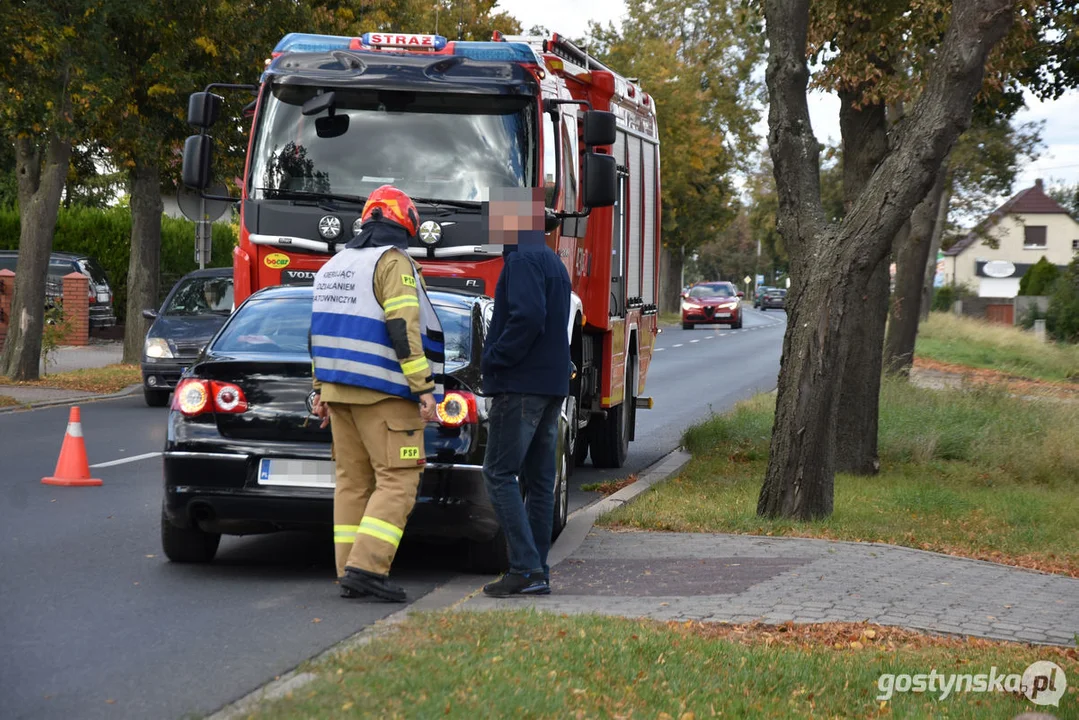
42 406 102 487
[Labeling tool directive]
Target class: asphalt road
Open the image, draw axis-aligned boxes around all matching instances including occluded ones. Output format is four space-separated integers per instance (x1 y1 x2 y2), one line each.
0 308 784 720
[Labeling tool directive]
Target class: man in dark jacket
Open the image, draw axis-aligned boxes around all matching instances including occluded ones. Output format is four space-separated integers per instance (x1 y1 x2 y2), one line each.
481 187 571 597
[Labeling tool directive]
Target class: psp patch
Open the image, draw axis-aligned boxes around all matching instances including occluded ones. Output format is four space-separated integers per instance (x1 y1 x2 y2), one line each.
400 446 420 460
401 274 417 288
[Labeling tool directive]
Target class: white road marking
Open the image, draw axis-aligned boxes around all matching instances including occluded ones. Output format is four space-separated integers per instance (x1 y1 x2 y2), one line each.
690 339 700 343
90 452 161 469
705 336 714 339
656 348 666 352
673 343 684 348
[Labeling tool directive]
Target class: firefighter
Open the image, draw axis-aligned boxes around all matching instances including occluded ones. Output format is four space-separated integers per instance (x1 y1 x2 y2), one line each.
309 185 443 602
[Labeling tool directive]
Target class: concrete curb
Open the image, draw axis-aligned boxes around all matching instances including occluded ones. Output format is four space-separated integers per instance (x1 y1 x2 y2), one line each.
0 383 143 414
203 447 695 719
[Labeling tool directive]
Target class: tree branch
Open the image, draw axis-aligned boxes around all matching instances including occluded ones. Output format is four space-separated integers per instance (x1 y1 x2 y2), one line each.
764 0 826 258
840 0 1015 271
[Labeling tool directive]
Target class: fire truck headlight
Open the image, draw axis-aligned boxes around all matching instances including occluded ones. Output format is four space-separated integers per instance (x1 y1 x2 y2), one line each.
418 220 442 247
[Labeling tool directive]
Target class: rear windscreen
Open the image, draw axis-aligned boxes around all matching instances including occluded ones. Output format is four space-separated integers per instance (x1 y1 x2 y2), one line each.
213 297 313 355
214 296 473 364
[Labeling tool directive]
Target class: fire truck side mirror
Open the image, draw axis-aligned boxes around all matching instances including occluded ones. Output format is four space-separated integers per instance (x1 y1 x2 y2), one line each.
188 92 223 128
582 152 617 208
544 209 561 233
182 135 214 190
582 111 616 147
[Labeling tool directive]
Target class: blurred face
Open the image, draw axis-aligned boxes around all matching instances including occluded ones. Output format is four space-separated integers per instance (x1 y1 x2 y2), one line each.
486 187 545 245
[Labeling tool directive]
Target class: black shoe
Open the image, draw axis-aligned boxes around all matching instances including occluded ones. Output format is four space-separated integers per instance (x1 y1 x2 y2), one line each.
341 567 407 603
483 572 550 598
339 584 366 599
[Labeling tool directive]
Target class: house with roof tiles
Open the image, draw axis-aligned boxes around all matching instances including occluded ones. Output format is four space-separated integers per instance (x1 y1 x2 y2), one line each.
942 179 1079 298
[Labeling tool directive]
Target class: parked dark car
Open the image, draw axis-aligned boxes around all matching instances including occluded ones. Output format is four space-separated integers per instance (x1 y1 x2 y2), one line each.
681 281 743 329
760 288 787 310
141 268 234 407
160 285 570 572
0 250 117 329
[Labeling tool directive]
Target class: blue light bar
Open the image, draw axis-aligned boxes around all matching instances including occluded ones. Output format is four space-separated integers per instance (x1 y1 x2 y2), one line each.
453 42 538 63
273 33 353 55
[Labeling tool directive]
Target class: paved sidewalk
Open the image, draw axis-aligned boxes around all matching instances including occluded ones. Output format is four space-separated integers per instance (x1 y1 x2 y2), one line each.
42 342 124 374
463 530 1079 646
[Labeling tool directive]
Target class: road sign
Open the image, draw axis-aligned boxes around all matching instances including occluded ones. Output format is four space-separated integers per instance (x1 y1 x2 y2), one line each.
743 275 752 285
177 184 230 222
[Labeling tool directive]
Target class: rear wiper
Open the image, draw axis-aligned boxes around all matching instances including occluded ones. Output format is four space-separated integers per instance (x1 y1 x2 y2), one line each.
259 188 367 208
411 197 482 214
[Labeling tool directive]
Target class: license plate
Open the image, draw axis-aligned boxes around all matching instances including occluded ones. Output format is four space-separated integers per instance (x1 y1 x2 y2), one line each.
717 312 731 318
97 292 110 303
257 458 335 488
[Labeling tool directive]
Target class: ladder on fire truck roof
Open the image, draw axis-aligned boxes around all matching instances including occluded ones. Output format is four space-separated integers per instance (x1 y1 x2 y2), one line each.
499 33 628 82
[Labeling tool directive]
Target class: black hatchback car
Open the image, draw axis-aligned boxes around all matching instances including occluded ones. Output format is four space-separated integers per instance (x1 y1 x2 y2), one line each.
160 285 569 572
141 268 233 407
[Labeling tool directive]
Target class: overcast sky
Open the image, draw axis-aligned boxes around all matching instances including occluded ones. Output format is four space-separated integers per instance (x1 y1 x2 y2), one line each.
497 0 1079 205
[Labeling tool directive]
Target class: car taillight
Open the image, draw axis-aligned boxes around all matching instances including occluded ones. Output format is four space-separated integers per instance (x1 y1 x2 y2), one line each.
174 379 209 416
173 379 248 416
212 381 248 413
436 391 478 427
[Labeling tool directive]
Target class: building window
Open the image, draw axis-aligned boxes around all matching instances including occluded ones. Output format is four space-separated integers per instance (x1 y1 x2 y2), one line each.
1024 226 1047 248
1073 239 1079 251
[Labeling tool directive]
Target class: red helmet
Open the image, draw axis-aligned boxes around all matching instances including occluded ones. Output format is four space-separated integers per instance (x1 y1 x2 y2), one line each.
361 185 419 237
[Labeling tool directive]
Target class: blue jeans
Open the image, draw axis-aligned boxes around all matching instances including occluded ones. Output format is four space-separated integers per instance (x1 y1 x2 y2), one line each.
483 393 563 575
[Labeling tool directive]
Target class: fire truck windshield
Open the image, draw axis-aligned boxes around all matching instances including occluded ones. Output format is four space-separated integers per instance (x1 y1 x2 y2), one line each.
249 84 536 204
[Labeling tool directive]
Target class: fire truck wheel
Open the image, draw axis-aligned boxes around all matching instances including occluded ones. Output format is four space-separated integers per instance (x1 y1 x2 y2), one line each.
590 358 635 469
574 428 590 467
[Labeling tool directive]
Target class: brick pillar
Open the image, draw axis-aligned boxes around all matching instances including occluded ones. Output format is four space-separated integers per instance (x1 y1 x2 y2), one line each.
0 268 13 351
61 272 90 346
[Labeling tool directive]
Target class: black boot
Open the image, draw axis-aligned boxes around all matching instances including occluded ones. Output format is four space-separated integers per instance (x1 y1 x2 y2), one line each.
339 583 366 599
341 567 407 603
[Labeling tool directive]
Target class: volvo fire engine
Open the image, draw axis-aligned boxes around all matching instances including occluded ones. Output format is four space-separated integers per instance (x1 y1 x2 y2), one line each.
181 31 661 469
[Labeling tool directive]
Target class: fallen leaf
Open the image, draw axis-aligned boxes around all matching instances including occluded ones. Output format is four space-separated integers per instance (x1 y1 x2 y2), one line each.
850 641 863 649
342 702 353 710
144 554 155 558
105 699 116 704
312 618 322 623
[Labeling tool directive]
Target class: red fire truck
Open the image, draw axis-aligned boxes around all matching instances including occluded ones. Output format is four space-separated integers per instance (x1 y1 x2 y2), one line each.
181 31 661 469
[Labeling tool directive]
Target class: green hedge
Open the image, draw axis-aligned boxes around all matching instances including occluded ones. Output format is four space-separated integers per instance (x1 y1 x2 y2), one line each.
0 206 235 323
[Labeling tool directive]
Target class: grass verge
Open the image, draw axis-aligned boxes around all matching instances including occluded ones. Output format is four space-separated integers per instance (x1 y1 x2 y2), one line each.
248 611 1078 719
601 380 1079 576
659 312 682 327
581 474 638 496
0 364 141 394
916 312 1079 382
0 395 20 407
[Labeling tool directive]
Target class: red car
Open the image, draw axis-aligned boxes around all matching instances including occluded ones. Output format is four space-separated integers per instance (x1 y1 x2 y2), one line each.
681 282 743 329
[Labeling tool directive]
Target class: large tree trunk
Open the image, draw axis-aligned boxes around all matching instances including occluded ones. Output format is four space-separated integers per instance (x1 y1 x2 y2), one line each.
659 245 683 314
758 0 1014 519
920 181 953 321
0 136 72 380
884 164 950 374
833 91 889 476
122 158 163 364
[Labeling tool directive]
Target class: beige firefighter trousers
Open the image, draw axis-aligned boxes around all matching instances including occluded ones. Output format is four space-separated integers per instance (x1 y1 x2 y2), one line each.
328 398 425 577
